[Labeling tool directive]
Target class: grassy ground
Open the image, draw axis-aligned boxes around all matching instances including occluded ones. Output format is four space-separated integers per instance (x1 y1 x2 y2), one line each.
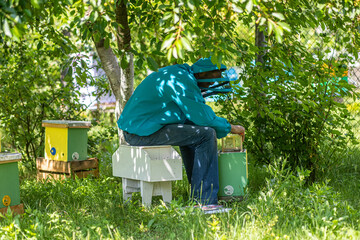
1 140 360 239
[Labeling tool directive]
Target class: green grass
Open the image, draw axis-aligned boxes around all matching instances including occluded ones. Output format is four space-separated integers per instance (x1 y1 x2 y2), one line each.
1 140 360 239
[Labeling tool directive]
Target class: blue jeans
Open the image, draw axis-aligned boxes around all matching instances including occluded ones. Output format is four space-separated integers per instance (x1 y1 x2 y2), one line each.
124 124 219 205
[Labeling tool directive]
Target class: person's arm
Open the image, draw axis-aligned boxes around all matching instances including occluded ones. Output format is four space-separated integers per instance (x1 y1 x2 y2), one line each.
167 80 231 138
230 124 245 141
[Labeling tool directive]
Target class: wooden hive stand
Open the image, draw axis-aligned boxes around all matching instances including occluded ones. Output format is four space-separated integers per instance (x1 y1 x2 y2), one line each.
112 145 183 207
36 157 99 181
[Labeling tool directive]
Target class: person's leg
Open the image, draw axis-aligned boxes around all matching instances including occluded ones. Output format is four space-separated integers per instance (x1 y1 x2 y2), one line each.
179 145 195 184
123 124 219 204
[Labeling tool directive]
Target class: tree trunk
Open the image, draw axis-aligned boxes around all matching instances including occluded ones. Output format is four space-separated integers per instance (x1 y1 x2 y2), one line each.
255 23 266 64
115 0 134 111
254 22 267 160
93 1 134 144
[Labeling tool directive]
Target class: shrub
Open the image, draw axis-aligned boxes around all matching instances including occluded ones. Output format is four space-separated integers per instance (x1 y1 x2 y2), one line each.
216 44 357 181
0 41 85 162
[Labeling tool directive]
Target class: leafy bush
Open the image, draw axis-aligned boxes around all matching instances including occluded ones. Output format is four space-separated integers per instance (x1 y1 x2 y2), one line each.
216 43 357 180
87 122 118 156
87 122 118 176
0 41 85 162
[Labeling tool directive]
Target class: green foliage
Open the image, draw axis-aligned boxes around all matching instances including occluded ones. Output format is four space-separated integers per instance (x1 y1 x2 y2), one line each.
0 0 291 77
217 46 357 178
247 159 360 239
87 122 118 176
213 1 360 179
0 40 85 161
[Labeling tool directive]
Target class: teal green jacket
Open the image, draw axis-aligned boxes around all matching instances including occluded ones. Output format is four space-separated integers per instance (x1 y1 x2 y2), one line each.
117 63 231 139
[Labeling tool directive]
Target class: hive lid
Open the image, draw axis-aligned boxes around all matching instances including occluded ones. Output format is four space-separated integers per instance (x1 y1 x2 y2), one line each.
0 153 22 163
42 120 92 128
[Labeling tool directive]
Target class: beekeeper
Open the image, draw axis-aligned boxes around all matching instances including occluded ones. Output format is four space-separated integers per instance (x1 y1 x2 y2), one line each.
117 57 245 205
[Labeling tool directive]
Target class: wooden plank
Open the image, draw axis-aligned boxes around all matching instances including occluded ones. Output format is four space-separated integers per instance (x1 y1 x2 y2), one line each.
36 158 71 174
0 159 21 164
0 204 24 216
70 158 98 171
0 153 22 163
36 158 99 173
42 123 91 129
68 125 91 129
37 171 71 181
74 169 99 178
37 169 99 181
42 123 69 128
36 157 99 181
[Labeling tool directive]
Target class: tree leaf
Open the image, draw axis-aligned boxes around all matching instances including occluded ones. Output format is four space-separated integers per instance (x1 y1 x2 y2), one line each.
274 27 283 43
104 37 110 49
81 59 87 69
161 36 175 51
272 12 285 20
175 39 182 52
162 12 172 21
94 11 99 21
181 37 193 51
31 0 41 9
246 0 253 13
37 41 43 50
3 19 12 38
11 25 21 41
303 104 309 113
172 47 178 59
146 57 159 71
268 20 274 36
24 9 32 17
232 4 243 13
174 14 180 24
278 22 291 32
121 54 129 69
136 57 143 68
187 0 195 10
167 48 172 62
67 66 73 78
175 40 184 59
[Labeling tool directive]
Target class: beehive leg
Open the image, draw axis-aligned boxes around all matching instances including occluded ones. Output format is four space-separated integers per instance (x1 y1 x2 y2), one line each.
140 181 154 207
160 181 172 203
122 178 140 203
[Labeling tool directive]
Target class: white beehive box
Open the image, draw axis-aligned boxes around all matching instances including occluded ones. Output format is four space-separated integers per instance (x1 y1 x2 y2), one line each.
112 145 182 182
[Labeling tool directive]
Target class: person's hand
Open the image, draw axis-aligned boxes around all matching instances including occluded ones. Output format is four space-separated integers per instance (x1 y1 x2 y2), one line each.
230 124 245 142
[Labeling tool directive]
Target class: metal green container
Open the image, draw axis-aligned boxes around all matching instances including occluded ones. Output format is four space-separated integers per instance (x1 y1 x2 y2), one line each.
218 135 248 199
0 153 22 208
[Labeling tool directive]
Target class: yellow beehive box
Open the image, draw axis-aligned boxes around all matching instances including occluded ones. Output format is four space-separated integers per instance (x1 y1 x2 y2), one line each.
42 120 91 162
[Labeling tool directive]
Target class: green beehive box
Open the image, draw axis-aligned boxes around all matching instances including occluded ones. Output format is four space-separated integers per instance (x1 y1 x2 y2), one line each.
0 153 22 210
42 120 91 162
218 135 248 200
